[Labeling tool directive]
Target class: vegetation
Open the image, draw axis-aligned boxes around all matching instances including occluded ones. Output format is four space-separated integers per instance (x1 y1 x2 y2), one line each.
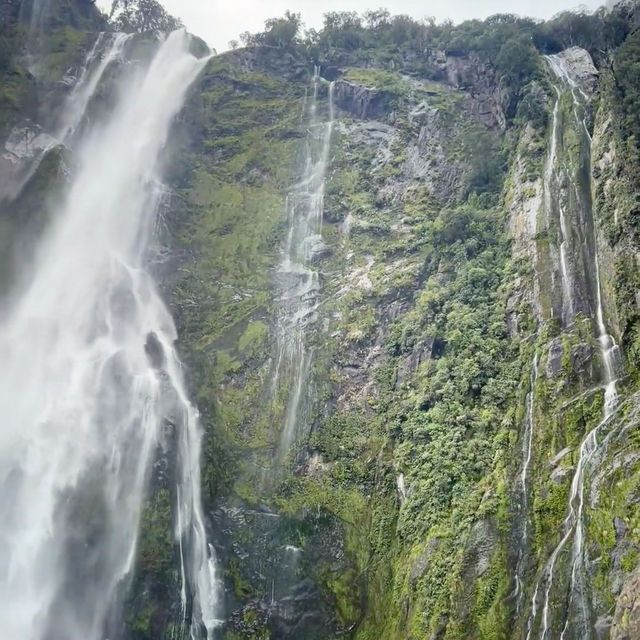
3 0 640 638
236 4 633 107
108 0 182 32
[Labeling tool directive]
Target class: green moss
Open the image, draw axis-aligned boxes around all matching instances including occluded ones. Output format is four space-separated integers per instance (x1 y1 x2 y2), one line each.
136 489 173 576
325 568 362 626
344 67 409 96
37 26 94 82
238 321 268 356
228 557 256 599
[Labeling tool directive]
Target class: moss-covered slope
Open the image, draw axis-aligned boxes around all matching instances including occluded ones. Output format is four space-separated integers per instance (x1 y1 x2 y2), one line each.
4 3 640 639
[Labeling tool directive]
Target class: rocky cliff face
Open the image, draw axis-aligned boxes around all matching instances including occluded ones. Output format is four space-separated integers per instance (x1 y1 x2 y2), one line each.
3 2 640 639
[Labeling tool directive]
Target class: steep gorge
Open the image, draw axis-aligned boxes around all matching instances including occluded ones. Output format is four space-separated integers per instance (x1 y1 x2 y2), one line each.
3 1 640 639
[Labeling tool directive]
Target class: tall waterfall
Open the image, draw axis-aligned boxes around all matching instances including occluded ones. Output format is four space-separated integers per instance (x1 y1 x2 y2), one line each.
542 62 574 326
274 68 334 455
515 355 538 614
0 30 218 640
528 52 622 640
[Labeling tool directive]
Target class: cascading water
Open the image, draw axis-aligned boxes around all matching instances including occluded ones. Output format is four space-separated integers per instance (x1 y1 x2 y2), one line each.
274 67 334 456
543 63 574 326
515 355 539 614
18 0 52 34
58 32 133 142
0 32 131 207
0 30 219 640
528 52 622 640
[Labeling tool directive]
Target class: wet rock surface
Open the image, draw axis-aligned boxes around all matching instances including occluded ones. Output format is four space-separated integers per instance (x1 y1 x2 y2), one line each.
555 46 599 93
333 79 392 119
0 125 60 202
213 501 351 639
612 570 640 640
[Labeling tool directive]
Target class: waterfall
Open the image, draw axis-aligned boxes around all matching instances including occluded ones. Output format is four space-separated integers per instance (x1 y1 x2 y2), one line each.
0 30 218 640
18 0 52 33
543 51 621 427
58 32 133 143
0 33 131 209
543 61 574 325
529 52 622 640
593 244 621 418
515 355 538 614
274 67 334 456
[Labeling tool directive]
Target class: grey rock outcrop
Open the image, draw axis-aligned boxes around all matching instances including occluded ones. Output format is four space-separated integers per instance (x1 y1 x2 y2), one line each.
0 125 59 202
440 54 506 129
553 46 599 94
611 569 640 639
333 79 391 120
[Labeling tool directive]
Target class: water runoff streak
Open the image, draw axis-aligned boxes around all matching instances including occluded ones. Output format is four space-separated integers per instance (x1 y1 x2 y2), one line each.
1 32 131 211
515 355 538 614
58 32 133 143
527 53 622 640
0 30 219 640
274 67 334 455
19 0 52 35
542 61 574 326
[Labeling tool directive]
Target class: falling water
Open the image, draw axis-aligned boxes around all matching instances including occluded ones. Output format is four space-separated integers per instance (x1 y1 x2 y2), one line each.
18 0 52 34
58 32 133 142
0 30 218 640
0 32 131 207
543 59 574 326
593 245 620 418
530 52 622 640
515 355 539 613
274 67 334 455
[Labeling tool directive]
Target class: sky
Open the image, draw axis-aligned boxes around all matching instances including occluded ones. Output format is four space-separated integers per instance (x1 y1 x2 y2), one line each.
97 0 606 53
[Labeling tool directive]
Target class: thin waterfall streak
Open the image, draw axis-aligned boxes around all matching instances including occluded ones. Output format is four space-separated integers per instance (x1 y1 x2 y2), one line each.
557 52 619 637
526 580 540 640
531 54 624 639
274 68 334 456
539 525 575 638
535 410 606 638
521 355 539 508
515 354 539 614
19 0 52 36
0 32 132 207
59 32 133 142
542 77 574 325
176 485 188 624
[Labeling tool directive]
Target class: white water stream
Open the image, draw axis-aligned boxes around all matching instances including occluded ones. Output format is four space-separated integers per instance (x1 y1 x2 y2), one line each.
515 355 539 613
543 58 574 326
0 30 218 640
528 52 622 640
1 32 131 208
19 0 52 34
58 32 133 142
275 67 334 455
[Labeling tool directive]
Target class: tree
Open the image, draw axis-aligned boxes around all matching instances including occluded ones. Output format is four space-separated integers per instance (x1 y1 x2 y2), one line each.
321 11 363 50
262 11 301 48
109 0 182 33
495 35 539 86
363 8 390 30
323 10 361 32
386 15 422 45
239 31 257 47
614 27 640 144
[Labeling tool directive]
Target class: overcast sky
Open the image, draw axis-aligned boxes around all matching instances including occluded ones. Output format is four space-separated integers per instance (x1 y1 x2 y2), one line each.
97 1 605 53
